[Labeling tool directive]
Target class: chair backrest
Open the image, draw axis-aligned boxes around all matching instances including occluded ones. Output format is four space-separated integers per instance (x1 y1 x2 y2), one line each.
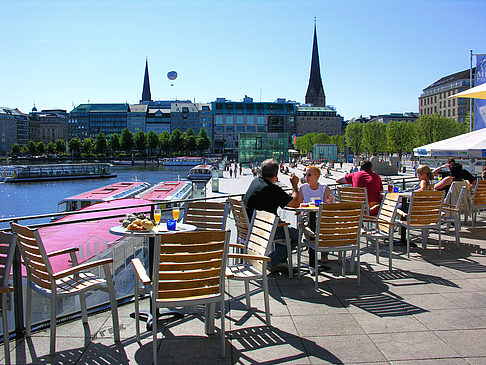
0 232 15 292
244 210 279 272
376 193 400 234
407 190 444 226
228 197 250 245
10 223 53 290
153 230 230 302
445 181 470 214
472 180 486 208
338 186 369 214
315 202 364 248
183 200 229 231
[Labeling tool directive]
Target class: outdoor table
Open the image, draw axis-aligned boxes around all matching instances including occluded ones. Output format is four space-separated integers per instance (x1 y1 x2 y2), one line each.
109 222 197 329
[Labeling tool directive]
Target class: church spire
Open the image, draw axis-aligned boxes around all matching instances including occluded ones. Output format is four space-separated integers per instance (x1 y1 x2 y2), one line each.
141 58 152 103
305 23 326 107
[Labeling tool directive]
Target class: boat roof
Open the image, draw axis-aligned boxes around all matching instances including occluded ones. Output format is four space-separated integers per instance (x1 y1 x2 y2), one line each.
137 181 191 201
62 181 150 202
38 198 152 273
191 164 214 170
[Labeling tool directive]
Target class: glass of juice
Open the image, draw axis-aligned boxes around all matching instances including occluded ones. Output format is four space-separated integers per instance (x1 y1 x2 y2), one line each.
172 206 180 221
154 208 161 227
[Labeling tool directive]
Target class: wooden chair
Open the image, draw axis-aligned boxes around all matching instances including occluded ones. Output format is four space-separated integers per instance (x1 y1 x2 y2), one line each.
396 190 444 257
363 193 401 270
300 202 365 289
132 230 231 364
183 200 229 231
228 197 250 246
442 182 467 247
0 232 15 365
472 180 486 229
10 223 120 356
337 186 371 215
226 210 279 325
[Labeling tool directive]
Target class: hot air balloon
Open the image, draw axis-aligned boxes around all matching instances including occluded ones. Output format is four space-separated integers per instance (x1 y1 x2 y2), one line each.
167 71 177 80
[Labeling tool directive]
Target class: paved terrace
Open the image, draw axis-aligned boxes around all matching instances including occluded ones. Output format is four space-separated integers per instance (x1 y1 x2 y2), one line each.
4 163 486 364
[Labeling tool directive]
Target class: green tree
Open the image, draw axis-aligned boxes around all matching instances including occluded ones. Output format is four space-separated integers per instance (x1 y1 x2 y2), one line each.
386 121 415 158
345 122 363 154
330 135 345 152
27 140 37 156
159 131 171 155
10 143 21 156
120 128 134 154
414 114 466 147
196 128 211 154
68 137 81 156
362 122 387 155
21 145 29 155
47 142 56 155
55 139 66 154
134 131 147 155
36 141 46 155
108 133 121 154
94 132 108 155
81 138 94 155
184 128 197 154
147 130 159 155
170 129 184 154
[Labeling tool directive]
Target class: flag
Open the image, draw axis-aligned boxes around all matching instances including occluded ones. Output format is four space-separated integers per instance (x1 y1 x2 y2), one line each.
474 55 486 130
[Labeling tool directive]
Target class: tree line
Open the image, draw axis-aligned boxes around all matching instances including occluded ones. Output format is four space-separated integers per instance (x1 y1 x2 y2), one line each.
10 128 211 158
294 114 469 159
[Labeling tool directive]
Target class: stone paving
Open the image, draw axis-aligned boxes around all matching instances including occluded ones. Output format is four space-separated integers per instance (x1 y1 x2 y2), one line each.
4 163 486 364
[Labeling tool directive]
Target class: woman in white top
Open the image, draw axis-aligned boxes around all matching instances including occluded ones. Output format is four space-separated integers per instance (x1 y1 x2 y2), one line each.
298 165 332 204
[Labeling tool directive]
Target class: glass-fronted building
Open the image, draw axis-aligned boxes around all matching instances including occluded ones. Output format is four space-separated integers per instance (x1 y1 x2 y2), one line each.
238 132 289 165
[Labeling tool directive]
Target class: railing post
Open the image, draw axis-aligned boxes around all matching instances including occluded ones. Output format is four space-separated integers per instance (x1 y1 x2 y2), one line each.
12 220 25 338
402 179 406 190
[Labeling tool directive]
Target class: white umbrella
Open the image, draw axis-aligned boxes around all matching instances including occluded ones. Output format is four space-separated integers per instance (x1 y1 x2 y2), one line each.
450 83 486 100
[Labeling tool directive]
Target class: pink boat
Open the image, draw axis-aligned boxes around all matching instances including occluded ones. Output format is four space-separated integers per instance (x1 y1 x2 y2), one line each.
57 181 151 212
136 180 192 209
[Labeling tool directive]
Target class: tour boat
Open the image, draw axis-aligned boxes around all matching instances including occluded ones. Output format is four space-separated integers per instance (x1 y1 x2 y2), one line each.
1 163 116 183
57 181 151 212
187 164 216 181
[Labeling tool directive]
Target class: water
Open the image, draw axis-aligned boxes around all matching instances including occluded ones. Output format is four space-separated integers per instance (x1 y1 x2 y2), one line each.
0 165 191 229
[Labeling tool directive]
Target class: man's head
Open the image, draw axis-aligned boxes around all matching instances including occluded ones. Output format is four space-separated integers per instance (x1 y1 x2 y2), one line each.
360 160 373 171
261 158 279 180
447 158 456 165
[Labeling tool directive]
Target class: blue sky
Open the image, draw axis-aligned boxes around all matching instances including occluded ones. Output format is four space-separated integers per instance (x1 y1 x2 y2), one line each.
1 0 485 120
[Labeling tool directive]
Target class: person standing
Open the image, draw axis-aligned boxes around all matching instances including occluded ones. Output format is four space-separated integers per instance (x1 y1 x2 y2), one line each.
243 158 300 272
336 160 383 215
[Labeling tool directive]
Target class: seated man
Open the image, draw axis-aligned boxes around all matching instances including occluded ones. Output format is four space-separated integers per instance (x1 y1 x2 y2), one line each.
432 158 477 189
336 160 383 215
243 158 300 272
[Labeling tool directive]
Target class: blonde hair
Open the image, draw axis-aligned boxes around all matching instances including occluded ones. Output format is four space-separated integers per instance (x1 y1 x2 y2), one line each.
306 165 321 176
417 165 433 181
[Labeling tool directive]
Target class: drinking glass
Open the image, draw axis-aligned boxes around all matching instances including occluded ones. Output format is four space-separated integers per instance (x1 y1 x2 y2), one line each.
172 206 180 221
309 197 319 207
154 209 161 227
167 219 176 231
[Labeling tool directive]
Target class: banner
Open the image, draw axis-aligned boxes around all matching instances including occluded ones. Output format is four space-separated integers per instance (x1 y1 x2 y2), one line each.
474 55 486 130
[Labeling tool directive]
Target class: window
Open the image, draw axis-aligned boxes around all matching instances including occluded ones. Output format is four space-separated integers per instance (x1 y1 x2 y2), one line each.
215 116 223 125
247 116 254 124
225 116 233 124
256 116 264 125
236 115 244 124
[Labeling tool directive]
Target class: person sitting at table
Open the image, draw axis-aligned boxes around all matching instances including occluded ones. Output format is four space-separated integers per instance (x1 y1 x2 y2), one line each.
336 160 383 215
298 165 332 205
413 165 434 192
433 158 477 189
434 162 463 194
243 158 300 273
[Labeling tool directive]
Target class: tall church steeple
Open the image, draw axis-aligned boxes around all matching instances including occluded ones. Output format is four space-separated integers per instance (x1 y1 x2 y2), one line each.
305 22 326 107
141 58 152 103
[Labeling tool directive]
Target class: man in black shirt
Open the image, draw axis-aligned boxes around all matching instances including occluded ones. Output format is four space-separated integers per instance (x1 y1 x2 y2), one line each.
432 158 477 187
243 158 300 271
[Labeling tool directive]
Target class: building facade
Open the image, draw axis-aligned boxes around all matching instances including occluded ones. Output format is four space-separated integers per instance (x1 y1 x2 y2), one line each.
69 104 129 139
211 97 295 156
295 105 343 136
29 108 69 144
238 132 289 164
0 107 29 154
127 104 147 133
419 68 475 123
